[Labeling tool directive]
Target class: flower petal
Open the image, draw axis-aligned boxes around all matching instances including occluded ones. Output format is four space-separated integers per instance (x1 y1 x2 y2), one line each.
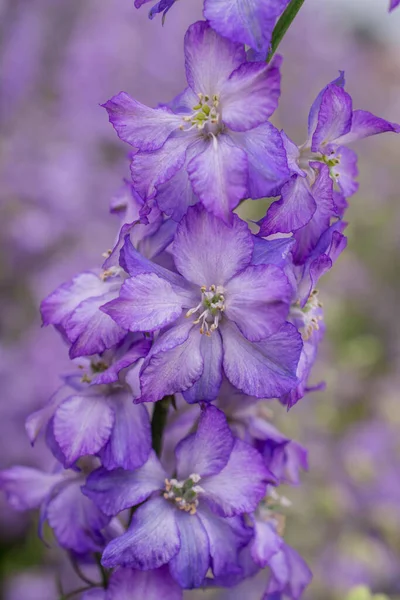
173 204 253 287
183 331 223 403
188 135 248 223
103 92 181 152
204 0 290 54
258 176 316 236
66 290 127 359
138 324 203 403
175 405 234 479
334 109 399 145
202 439 269 517
307 72 345 139
198 507 251 577
251 520 283 568
130 134 189 202
102 274 184 333
335 145 359 197
252 237 295 268
221 61 281 132
41 272 105 327
224 265 291 342
83 451 166 516
47 479 110 553
0 467 64 511
99 394 151 471
184 21 245 96
53 394 114 466
221 321 302 398
230 123 289 198
169 510 210 589
107 566 182 600
101 497 180 570
311 84 353 151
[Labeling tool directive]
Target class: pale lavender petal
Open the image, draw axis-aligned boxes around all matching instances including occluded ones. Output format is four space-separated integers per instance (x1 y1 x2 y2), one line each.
169 510 209 588
225 265 291 342
101 497 180 569
183 331 223 403
201 439 269 517
25 385 73 444
130 134 190 202
184 21 245 95
251 520 283 567
175 405 234 479
41 272 104 327
108 567 182 600
103 93 181 152
0 467 63 511
267 542 312 598
173 204 253 287
66 291 127 359
198 507 251 576
307 71 345 139
53 394 114 466
138 324 203 403
335 145 359 197
83 451 166 516
231 123 289 198
221 321 302 398
259 176 316 236
334 109 399 145
221 61 281 132
204 0 290 55
252 237 295 268
311 84 353 151
99 395 151 471
102 274 184 332
47 479 110 553
120 237 188 289
188 135 248 223
292 162 337 264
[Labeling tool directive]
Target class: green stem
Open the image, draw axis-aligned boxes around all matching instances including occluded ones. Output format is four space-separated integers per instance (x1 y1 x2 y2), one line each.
267 0 305 63
94 552 109 589
151 395 172 457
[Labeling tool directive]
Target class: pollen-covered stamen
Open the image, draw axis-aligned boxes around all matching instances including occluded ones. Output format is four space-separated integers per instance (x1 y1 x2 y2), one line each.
291 289 323 341
322 150 341 182
186 284 225 336
163 474 203 515
180 93 221 133
99 266 123 281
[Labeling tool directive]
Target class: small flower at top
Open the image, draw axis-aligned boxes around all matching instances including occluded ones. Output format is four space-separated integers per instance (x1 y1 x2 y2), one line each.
103 21 289 224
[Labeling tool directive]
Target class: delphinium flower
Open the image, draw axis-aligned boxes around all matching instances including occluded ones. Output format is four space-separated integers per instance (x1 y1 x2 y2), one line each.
83 406 270 589
135 0 290 56
104 21 289 223
102 204 303 403
258 72 399 238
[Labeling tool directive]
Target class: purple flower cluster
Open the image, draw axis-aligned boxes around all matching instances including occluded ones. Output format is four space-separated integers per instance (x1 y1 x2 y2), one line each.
1 4 399 600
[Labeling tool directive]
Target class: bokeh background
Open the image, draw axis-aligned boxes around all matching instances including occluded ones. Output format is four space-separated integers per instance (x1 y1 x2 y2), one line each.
0 0 399 598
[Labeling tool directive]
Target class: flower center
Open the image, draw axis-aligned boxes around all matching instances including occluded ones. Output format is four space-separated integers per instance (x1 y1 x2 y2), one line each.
186 284 225 336
291 289 323 340
321 150 341 183
163 474 203 515
181 93 221 135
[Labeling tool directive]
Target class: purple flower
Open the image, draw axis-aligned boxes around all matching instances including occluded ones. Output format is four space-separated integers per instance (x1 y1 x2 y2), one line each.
25 336 152 470
104 21 288 223
259 72 399 245
102 205 302 402
390 0 400 10
83 406 271 589
41 269 127 359
0 462 111 554
81 567 182 600
137 0 290 56
266 542 312 599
